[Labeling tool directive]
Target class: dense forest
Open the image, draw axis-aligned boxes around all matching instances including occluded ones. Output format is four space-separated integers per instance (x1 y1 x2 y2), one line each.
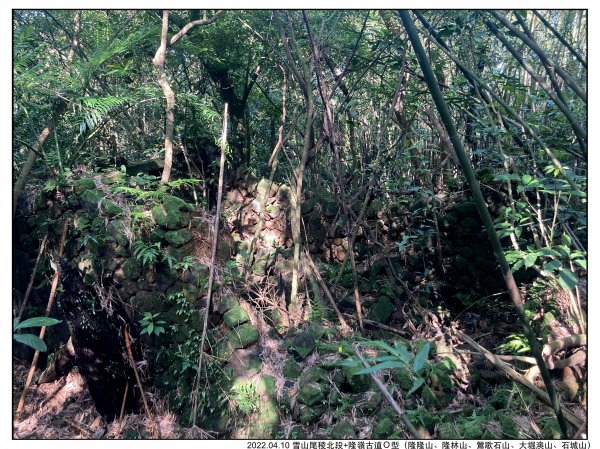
12 10 587 440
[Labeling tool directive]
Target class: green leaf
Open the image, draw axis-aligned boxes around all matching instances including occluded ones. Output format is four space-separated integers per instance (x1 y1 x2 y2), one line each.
14 317 61 330
543 260 562 273
13 333 47 352
407 377 425 395
148 322 154 333
361 340 405 359
356 360 408 375
413 342 430 372
521 174 532 185
573 259 587 270
557 268 577 291
524 252 538 268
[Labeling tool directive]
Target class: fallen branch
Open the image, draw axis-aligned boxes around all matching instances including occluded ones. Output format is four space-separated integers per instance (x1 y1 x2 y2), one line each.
16 219 69 418
457 331 582 428
17 234 48 321
304 250 351 335
543 334 586 357
352 344 423 439
124 329 158 439
343 313 410 343
119 381 129 422
63 418 92 437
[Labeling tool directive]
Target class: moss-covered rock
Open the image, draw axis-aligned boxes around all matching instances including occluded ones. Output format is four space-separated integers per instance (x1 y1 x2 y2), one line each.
429 365 453 391
372 417 394 439
277 185 291 203
164 229 193 247
73 178 97 195
542 420 562 439
330 420 357 439
106 220 129 246
299 367 328 388
297 382 325 406
366 298 395 324
228 324 259 349
422 384 440 409
489 387 511 410
101 199 123 217
342 362 372 393
298 404 325 424
291 323 324 360
392 368 415 391
283 358 302 379
500 415 526 438
121 257 142 280
224 306 250 328
358 390 382 414
218 295 239 314
407 408 437 433
79 188 104 211
437 421 459 439
131 290 164 315
152 195 192 230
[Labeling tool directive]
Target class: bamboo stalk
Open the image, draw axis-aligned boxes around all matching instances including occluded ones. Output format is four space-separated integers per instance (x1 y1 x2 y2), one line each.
191 102 228 427
16 219 69 418
400 11 570 437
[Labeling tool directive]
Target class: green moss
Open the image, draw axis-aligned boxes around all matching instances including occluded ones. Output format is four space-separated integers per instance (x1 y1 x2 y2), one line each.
542 420 562 439
330 420 357 439
121 258 142 280
79 189 104 211
164 229 193 247
72 178 97 194
358 390 382 414
297 382 325 406
152 195 192 230
224 306 250 328
131 290 164 314
372 417 394 439
430 365 453 391
298 404 325 424
101 199 123 217
291 324 324 360
299 367 328 388
107 220 129 246
392 368 415 390
437 422 459 439
489 387 511 409
501 415 526 438
342 362 372 393
407 408 437 433
228 324 259 349
422 385 440 409
219 295 240 314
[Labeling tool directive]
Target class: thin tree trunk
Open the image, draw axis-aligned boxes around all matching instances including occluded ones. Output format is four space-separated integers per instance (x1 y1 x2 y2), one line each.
153 10 176 183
